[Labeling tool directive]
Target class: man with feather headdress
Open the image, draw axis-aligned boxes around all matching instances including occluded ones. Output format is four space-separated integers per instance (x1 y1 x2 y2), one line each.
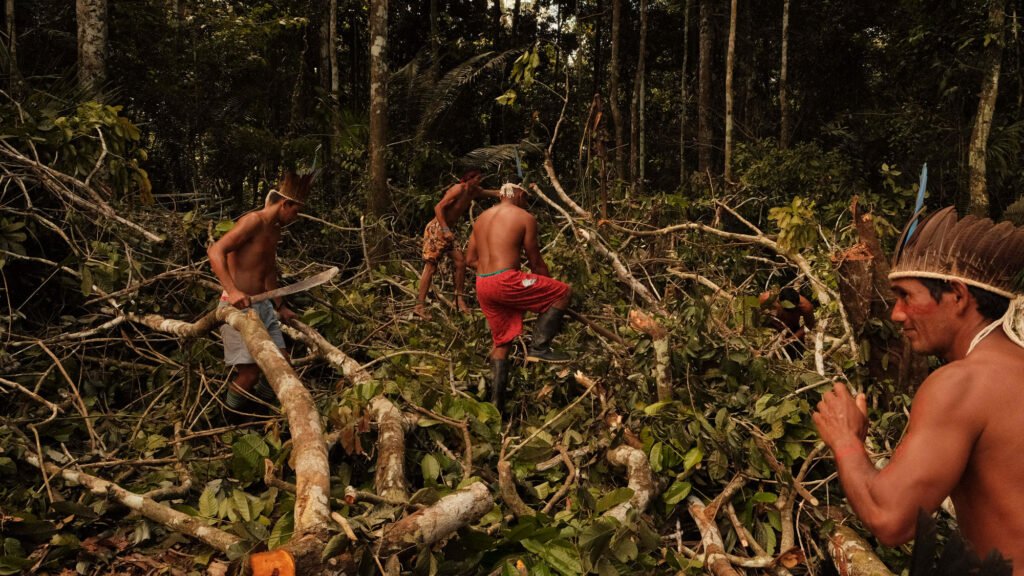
207 170 314 417
813 207 1024 566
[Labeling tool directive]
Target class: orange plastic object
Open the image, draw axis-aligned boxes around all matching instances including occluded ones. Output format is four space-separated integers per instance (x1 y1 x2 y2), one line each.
250 549 296 576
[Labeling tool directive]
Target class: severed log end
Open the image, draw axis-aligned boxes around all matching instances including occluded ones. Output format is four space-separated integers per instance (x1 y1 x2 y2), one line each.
627 308 668 339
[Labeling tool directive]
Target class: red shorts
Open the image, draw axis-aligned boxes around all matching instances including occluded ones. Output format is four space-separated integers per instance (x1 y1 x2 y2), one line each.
476 269 570 347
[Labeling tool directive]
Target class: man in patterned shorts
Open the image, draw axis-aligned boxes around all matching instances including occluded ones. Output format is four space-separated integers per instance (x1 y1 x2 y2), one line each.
415 170 499 318
466 181 572 412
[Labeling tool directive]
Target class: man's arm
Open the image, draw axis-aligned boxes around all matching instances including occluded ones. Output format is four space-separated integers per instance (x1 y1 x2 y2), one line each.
522 214 550 277
433 186 460 231
207 215 260 308
813 374 979 546
800 297 816 332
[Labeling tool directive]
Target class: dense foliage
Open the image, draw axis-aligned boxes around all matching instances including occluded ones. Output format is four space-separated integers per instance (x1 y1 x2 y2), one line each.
0 0 1008 574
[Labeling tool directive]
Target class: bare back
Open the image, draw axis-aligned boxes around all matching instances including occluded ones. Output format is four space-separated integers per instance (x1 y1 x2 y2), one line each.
945 336 1024 563
435 181 494 228
470 203 537 275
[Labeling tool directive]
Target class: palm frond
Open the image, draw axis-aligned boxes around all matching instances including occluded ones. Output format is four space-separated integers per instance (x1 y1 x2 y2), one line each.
415 49 524 142
457 140 544 170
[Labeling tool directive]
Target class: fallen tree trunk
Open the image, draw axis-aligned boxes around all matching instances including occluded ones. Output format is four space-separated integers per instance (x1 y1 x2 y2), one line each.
371 396 410 502
216 306 332 534
378 482 493 555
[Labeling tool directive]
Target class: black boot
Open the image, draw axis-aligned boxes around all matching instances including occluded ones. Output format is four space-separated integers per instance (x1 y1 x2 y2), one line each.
252 379 278 405
527 307 571 363
491 358 509 413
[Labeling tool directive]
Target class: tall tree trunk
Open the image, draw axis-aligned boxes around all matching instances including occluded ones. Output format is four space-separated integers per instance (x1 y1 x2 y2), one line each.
680 0 692 188
368 0 391 260
968 0 1006 217
430 0 440 69
5 0 22 95
638 0 647 194
724 0 737 182
593 0 604 92
492 0 502 49
609 0 625 180
779 0 791 149
697 0 713 173
629 0 648 193
512 0 521 46
330 0 340 100
76 0 107 94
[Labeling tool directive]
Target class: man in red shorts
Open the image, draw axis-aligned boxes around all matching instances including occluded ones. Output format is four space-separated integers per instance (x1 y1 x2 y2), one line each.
415 170 499 318
466 180 572 412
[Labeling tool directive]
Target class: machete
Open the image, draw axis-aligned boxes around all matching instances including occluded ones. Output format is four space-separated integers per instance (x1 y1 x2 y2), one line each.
250 266 339 304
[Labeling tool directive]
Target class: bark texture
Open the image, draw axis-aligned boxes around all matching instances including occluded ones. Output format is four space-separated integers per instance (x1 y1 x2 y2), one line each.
603 445 657 522
217 306 331 535
76 0 107 93
827 525 895 576
779 0 791 148
371 396 410 502
724 0 737 181
379 482 493 555
697 0 713 172
679 0 692 185
608 0 625 180
627 309 672 401
368 0 391 219
967 0 1006 217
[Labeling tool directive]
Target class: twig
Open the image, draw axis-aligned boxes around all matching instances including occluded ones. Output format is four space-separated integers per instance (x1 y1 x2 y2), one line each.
505 372 600 460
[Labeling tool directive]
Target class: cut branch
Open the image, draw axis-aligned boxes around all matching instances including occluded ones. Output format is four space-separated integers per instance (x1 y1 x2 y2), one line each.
371 396 410 502
24 455 241 553
604 445 657 522
628 309 672 401
826 525 895 576
378 482 493 556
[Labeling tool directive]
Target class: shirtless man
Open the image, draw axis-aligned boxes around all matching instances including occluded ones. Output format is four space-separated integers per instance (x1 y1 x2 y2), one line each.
415 170 499 318
466 181 572 412
813 206 1024 566
207 171 314 415
758 287 816 359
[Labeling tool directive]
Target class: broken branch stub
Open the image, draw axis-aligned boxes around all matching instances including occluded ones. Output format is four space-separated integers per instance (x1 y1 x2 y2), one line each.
627 309 672 402
371 396 411 503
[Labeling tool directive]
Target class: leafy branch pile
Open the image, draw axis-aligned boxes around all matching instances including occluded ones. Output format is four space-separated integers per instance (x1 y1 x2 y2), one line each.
0 92 927 576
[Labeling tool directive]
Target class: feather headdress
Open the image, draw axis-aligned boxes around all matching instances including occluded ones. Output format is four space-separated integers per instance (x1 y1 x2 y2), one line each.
890 206 1024 347
890 206 1024 297
267 170 317 206
499 182 526 199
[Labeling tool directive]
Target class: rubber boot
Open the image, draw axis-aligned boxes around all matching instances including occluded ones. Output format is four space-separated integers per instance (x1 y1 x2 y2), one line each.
527 307 571 363
252 379 278 405
224 385 255 424
491 358 509 414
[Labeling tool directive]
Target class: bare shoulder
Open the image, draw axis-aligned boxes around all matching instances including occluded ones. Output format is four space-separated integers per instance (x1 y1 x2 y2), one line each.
913 360 991 423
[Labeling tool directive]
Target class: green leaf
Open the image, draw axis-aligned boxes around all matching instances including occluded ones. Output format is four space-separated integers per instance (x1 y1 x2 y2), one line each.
320 532 350 561
595 488 634 513
232 490 251 522
683 446 703 471
421 454 441 482
662 480 692 506
268 511 294 549
199 485 219 518
578 518 616 564
522 538 583 576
